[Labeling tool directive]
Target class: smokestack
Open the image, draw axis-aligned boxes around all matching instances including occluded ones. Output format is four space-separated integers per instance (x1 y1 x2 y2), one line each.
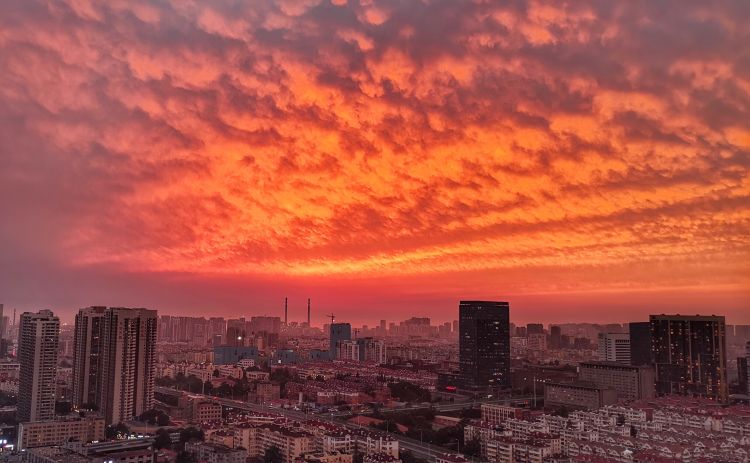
307 298 311 326
284 297 288 326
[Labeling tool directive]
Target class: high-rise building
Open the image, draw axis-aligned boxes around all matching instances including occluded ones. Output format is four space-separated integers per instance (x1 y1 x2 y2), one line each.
330 323 351 359
356 337 387 364
72 306 106 409
99 308 157 424
628 322 652 366
650 314 727 402
549 326 562 349
598 332 630 364
459 300 510 391
526 323 544 335
17 310 59 422
745 342 750 395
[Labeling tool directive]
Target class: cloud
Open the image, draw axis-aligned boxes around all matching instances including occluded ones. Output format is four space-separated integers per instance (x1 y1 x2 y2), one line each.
0 0 748 320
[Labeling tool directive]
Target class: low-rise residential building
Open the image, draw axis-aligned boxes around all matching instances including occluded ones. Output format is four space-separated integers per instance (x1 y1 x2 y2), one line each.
18 416 105 449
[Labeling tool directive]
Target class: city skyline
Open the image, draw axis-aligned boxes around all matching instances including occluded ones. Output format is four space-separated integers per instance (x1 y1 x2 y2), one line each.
1 0 748 323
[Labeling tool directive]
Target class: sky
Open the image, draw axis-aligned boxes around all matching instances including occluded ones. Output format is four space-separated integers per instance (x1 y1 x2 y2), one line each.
0 0 748 325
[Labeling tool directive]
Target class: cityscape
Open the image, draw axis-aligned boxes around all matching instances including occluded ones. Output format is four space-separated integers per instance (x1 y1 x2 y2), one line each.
0 302 747 463
1 1 749 463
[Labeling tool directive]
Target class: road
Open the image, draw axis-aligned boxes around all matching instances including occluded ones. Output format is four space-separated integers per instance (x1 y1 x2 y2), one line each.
156 386 533 461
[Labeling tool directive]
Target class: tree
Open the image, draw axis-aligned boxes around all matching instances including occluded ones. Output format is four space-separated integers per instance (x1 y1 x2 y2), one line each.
213 369 221 377
154 428 172 449
264 445 283 463
176 451 196 463
387 381 431 403
55 401 72 415
463 438 481 457
630 425 638 438
179 427 204 444
617 414 626 426
105 422 130 439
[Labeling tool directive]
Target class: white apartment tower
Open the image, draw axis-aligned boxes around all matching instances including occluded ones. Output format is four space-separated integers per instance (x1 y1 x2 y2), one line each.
97 308 157 424
17 310 59 422
598 332 631 364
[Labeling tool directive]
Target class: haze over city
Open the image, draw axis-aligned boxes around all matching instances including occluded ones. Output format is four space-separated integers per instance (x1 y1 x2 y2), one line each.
0 0 748 323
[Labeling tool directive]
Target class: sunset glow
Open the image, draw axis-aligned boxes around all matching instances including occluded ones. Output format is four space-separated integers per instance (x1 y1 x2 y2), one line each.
0 1 748 323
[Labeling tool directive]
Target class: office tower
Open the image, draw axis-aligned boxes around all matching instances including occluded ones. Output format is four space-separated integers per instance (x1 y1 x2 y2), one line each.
459 300 510 391
0 303 3 341
598 332 631 364
284 298 288 326
99 308 157 424
651 314 727 402
17 310 59 422
380 320 386 333
515 326 527 337
307 298 311 327
329 323 351 359
452 320 458 333
746 342 750 395
628 322 652 366
526 323 544 335
72 306 106 409
549 325 562 349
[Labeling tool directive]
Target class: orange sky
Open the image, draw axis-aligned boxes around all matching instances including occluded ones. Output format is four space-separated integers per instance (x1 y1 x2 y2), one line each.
0 0 748 324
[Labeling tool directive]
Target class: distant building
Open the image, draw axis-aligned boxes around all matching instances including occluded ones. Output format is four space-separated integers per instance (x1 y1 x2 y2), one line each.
526 324 544 335
527 333 547 352
579 361 655 400
337 340 360 361
543 382 617 411
18 310 60 422
628 322 651 366
549 326 562 349
738 356 748 395
597 332 630 364
330 323 352 359
745 342 750 395
356 337 387 364
650 314 728 402
458 300 510 391
214 345 259 365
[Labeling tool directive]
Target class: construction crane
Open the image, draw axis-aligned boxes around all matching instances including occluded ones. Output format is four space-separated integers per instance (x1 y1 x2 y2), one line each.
326 313 336 324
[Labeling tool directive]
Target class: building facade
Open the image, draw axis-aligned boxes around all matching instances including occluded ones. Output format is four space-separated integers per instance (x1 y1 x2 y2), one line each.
72 306 106 409
330 323 352 360
18 310 60 423
459 301 511 391
579 361 655 400
99 307 158 424
628 322 651 366
543 382 617 410
597 333 630 364
650 314 728 402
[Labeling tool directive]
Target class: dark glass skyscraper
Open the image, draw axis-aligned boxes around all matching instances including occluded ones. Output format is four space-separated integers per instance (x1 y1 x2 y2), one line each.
628 322 652 366
459 300 510 391
650 314 727 402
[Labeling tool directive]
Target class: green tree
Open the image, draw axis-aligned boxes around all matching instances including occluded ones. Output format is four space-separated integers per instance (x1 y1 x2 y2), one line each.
463 438 481 457
179 427 204 444
105 423 130 439
264 445 283 463
154 428 172 449
176 451 196 463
